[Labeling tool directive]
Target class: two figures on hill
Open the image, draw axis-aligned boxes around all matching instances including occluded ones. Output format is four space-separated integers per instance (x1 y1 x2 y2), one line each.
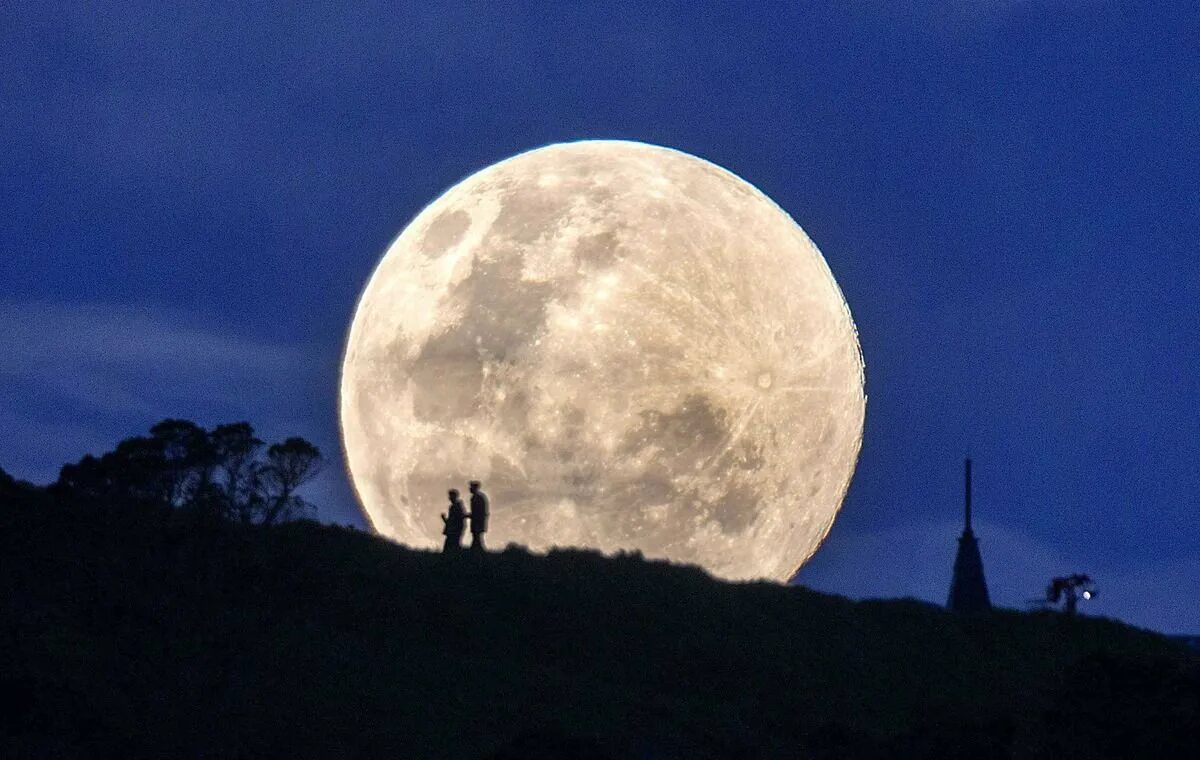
441 480 488 553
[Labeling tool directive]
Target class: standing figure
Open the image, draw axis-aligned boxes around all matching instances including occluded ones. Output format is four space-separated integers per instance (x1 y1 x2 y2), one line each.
441 489 466 553
467 480 489 552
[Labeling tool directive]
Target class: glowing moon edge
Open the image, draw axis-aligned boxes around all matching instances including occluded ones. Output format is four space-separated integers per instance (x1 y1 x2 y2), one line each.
340 139 865 582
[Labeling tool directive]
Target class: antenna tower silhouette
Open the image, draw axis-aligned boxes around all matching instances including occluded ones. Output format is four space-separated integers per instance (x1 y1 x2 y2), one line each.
947 458 991 612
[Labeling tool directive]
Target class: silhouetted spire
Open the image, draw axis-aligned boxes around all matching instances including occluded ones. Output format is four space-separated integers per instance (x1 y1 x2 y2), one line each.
947 458 991 612
963 457 973 534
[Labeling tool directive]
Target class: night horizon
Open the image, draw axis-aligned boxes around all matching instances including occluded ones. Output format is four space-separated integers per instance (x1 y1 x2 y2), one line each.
3 1 1198 638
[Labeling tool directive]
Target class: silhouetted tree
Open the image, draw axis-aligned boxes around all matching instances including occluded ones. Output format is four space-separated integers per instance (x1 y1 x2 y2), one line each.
47 419 322 525
53 454 104 502
148 418 213 507
257 437 322 525
209 423 264 523
53 438 167 509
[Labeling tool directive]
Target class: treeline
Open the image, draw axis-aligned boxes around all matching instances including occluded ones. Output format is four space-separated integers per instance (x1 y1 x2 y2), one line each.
1 419 322 525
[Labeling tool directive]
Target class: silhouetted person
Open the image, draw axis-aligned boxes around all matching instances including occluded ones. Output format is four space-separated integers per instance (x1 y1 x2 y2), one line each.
441 489 466 553
467 480 488 552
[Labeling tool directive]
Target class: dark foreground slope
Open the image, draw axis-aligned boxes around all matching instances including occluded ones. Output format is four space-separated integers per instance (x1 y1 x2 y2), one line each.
2 496 1197 758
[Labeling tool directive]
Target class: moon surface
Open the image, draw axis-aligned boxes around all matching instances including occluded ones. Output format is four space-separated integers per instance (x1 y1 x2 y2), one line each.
340 140 864 581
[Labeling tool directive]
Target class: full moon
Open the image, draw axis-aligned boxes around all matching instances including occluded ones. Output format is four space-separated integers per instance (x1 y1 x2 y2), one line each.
340 140 864 581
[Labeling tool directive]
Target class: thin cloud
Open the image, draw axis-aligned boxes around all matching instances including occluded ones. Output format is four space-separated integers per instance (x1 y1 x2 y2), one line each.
0 300 307 481
0 301 297 412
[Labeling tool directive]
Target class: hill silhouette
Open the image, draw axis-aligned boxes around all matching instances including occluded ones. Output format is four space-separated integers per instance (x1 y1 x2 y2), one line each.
2 462 1198 757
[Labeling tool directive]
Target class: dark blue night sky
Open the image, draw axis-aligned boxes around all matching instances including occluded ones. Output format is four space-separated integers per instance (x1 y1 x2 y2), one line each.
2 2 1197 632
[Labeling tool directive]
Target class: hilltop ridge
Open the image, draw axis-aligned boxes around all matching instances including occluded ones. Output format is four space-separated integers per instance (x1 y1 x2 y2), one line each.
2 491 1196 758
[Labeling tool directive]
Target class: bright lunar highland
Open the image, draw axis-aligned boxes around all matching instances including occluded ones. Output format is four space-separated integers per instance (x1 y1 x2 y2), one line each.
341 140 864 581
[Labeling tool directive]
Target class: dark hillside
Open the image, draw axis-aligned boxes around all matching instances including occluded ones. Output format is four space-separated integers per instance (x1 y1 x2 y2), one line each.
2 489 1196 758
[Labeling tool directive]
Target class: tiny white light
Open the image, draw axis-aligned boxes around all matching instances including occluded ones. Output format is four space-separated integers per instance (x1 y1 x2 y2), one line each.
1082 591 1092 600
